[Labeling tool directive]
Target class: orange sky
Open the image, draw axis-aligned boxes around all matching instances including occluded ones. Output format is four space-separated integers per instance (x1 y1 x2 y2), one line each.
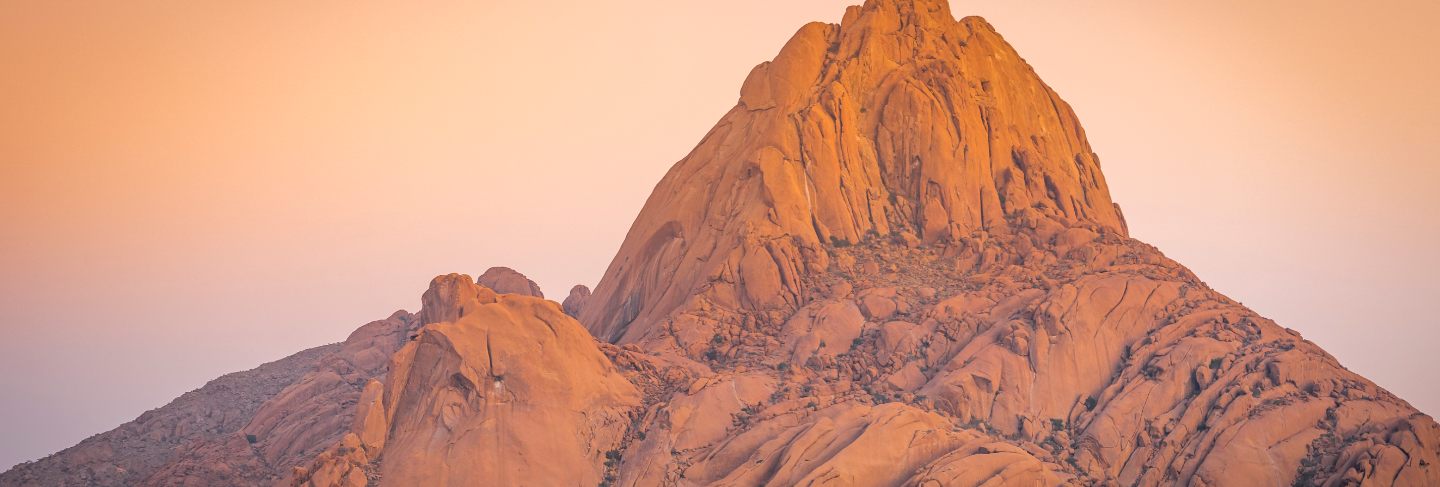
2 0 1437 470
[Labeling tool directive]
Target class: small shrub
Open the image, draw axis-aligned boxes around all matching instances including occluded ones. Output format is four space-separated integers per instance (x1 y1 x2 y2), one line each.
245 434 258 444
1084 396 1098 411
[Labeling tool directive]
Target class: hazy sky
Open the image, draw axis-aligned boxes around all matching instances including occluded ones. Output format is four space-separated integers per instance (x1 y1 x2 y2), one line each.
2 0 1437 471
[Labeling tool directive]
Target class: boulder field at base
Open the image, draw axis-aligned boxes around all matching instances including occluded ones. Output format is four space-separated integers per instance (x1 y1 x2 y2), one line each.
4 0 1436 486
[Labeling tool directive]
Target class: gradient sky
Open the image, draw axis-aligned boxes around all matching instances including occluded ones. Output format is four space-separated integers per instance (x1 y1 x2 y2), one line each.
2 0 1437 472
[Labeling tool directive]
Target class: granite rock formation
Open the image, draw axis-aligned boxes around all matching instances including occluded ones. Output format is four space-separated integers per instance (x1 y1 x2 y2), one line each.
289 275 637 486
5 1 1437 486
571 0 1440 484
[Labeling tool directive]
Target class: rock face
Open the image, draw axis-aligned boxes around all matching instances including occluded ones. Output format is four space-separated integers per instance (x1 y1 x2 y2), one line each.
288 275 638 486
475 266 544 298
6 0 1438 486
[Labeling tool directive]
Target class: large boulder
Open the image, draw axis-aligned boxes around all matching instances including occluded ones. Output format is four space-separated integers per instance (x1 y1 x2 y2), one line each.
475 266 544 298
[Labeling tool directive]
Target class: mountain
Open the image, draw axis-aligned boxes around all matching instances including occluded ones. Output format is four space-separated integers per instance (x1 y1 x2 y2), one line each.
4 0 1437 485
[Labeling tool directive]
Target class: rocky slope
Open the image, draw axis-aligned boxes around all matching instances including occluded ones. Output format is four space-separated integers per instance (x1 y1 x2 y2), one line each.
5 0 1437 486
0 309 422 487
1 268 499 487
0 343 337 486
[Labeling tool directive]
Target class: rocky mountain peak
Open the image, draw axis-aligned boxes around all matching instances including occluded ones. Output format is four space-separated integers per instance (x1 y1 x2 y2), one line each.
6 2 1437 486
582 1 1124 345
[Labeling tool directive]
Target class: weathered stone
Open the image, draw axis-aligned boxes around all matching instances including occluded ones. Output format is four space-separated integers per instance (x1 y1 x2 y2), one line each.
475 266 544 297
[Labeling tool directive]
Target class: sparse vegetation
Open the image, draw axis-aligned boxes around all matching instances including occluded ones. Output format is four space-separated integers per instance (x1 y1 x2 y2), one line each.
769 387 787 404
602 448 622 486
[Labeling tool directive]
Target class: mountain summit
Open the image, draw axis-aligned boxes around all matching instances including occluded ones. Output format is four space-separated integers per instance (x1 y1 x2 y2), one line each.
582 0 1125 344
4 1 1436 486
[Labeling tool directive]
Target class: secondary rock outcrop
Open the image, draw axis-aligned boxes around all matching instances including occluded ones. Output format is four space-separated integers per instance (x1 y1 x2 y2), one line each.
288 275 638 486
